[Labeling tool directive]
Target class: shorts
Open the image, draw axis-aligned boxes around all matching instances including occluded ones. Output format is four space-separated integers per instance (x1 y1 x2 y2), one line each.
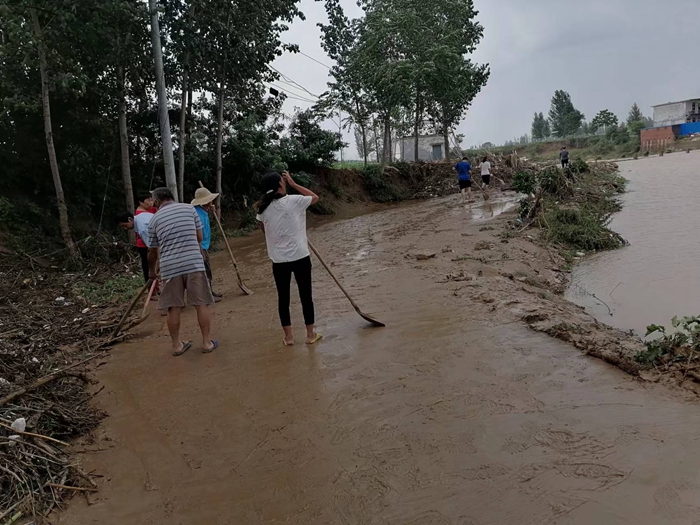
158 271 214 311
458 179 472 190
481 175 491 186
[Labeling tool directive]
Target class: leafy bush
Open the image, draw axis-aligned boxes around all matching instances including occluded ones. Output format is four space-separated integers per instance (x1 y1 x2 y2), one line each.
543 206 625 251
513 171 535 194
636 316 700 366
569 157 590 173
362 165 407 203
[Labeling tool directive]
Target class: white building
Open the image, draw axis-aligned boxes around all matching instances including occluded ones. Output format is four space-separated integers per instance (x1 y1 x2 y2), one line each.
395 134 462 162
652 98 700 127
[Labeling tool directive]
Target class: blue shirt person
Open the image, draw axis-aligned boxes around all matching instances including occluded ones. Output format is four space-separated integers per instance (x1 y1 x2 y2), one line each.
194 206 212 250
455 159 471 180
454 157 474 204
190 187 222 299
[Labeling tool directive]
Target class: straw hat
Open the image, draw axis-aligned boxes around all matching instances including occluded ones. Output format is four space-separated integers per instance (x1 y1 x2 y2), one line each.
191 187 219 206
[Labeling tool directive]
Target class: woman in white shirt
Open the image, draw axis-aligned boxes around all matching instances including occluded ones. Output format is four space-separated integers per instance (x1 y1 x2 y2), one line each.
480 156 492 187
256 171 322 346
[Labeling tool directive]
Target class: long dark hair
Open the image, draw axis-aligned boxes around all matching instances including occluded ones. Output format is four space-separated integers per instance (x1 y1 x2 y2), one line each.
257 171 284 214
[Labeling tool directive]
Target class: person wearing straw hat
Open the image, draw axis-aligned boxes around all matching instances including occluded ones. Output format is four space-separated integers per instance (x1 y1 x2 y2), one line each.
191 187 222 301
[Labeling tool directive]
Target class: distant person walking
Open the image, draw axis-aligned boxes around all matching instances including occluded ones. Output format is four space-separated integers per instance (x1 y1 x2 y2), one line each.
480 156 492 188
560 146 570 169
147 187 217 356
191 187 222 301
256 171 322 346
454 156 473 204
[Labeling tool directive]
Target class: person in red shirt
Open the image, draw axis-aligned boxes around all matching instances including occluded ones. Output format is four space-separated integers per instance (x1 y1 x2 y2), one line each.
134 193 158 282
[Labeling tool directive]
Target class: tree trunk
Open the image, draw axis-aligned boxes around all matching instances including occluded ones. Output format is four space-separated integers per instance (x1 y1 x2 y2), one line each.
117 59 135 244
177 63 189 202
117 37 134 217
215 74 225 212
414 88 421 162
443 115 450 161
374 122 381 162
149 0 178 201
382 117 391 166
354 98 367 167
30 9 78 259
177 6 195 203
361 123 368 167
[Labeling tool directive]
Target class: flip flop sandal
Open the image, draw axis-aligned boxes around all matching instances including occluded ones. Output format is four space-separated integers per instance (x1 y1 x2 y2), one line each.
283 339 295 346
202 340 219 354
172 341 192 357
305 333 323 345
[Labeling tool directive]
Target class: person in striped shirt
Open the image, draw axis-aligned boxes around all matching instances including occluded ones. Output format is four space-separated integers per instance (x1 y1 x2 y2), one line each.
147 187 218 356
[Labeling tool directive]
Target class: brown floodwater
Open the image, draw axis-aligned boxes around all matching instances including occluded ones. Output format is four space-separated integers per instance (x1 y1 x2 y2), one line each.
566 151 700 335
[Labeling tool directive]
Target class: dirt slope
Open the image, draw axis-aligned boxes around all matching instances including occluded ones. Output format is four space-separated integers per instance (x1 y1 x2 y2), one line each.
59 193 700 524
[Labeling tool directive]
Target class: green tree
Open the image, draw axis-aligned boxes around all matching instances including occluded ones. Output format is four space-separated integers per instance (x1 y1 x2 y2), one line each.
548 90 585 138
279 109 346 171
627 102 644 126
590 109 619 134
532 112 550 140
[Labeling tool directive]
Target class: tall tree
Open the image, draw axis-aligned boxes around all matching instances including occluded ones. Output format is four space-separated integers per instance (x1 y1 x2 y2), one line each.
548 90 584 138
149 0 178 201
590 109 618 133
627 102 644 126
532 112 549 140
28 8 78 258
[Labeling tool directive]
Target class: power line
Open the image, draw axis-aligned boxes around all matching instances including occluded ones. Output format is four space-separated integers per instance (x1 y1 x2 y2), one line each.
269 84 317 104
297 50 332 69
268 65 320 99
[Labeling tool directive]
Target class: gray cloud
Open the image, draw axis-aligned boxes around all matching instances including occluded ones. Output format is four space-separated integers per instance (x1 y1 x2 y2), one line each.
273 0 700 156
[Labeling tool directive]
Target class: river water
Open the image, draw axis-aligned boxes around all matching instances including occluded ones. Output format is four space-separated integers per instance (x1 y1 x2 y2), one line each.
566 150 700 336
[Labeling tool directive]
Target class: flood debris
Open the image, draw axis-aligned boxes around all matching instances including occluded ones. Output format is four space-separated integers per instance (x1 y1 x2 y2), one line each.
0 255 146 521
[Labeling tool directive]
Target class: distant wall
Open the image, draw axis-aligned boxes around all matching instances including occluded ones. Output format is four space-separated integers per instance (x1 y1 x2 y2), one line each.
679 122 700 136
653 103 687 127
397 135 445 162
640 126 679 150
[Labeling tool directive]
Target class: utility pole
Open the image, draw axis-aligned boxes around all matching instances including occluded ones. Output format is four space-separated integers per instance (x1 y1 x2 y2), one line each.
149 0 178 201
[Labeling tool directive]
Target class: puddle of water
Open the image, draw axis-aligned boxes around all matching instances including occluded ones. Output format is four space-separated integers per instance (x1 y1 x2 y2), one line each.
566 151 700 335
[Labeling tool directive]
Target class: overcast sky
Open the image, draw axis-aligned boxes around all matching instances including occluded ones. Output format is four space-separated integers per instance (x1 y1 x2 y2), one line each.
271 0 699 157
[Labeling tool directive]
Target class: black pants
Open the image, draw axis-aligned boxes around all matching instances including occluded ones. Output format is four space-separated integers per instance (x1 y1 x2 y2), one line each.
272 256 314 327
137 246 149 283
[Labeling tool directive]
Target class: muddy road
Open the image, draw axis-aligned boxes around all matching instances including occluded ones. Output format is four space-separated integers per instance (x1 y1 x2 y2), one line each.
61 193 700 525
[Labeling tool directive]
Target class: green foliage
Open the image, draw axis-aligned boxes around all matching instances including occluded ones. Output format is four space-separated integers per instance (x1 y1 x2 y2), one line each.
73 274 143 304
590 109 619 133
513 171 535 195
531 112 550 140
548 90 585 137
636 316 700 366
362 165 407 203
569 157 590 173
627 103 644 126
280 109 346 172
543 206 625 251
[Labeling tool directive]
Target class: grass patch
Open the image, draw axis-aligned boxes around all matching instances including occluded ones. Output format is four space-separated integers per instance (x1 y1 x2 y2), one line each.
333 160 374 170
73 274 143 304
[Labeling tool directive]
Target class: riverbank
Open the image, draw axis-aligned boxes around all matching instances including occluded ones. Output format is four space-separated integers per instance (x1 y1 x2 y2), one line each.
53 182 700 523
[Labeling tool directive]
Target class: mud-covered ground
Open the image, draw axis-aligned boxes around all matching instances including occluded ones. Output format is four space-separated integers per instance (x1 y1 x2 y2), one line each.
59 192 700 524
